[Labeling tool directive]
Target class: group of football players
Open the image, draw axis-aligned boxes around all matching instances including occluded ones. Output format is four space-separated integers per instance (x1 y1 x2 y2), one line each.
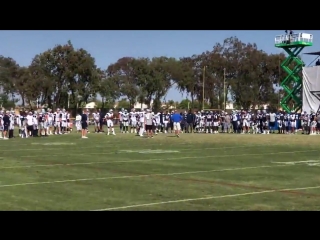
0 108 73 139
1 107 320 140
87 108 320 136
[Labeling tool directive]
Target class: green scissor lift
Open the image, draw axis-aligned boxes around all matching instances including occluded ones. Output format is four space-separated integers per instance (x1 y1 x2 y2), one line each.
275 32 313 112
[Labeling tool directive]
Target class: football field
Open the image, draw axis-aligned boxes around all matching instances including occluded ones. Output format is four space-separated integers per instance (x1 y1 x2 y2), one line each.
1 128 320 210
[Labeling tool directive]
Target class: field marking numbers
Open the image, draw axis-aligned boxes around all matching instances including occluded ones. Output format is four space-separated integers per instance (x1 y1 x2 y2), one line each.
92 185 320 211
0 150 316 170
0 164 291 188
271 160 320 167
119 150 180 154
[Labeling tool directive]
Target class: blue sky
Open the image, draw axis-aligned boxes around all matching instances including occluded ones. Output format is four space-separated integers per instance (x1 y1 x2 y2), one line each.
0 30 319 102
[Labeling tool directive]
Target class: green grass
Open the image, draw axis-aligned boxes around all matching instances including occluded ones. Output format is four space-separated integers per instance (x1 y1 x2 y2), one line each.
1 127 320 210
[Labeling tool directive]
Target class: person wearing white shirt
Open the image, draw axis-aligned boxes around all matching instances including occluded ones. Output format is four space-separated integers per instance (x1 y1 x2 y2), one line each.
75 113 82 132
139 111 145 137
26 112 34 137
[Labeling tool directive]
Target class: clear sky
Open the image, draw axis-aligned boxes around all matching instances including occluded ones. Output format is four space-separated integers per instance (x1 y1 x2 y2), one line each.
0 30 319 102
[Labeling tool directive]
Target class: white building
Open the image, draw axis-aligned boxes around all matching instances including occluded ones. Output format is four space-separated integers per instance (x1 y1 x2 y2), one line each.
85 102 97 109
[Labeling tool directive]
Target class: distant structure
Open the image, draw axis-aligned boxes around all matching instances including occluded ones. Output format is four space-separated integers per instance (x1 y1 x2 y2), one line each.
275 31 313 112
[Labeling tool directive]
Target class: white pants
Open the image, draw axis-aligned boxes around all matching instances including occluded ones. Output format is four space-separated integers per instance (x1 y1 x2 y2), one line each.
213 121 219 127
290 121 296 128
107 119 113 127
139 122 145 136
76 121 81 130
173 122 181 131
242 119 249 127
123 121 129 127
61 121 67 127
131 121 137 127
206 121 212 127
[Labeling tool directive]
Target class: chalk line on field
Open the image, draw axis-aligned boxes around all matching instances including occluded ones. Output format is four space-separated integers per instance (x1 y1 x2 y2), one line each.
3 143 261 152
92 185 320 211
4 144 300 158
18 145 262 157
0 164 291 188
0 141 193 151
0 150 316 170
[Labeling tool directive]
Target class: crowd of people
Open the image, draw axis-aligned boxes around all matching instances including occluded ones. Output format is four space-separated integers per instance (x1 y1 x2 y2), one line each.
0 107 318 140
78 108 319 138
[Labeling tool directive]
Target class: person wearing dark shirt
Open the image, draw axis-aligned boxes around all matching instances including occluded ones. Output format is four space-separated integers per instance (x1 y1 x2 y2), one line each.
316 59 320 66
185 109 195 133
99 109 105 132
180 112 185 133
81 110 88 138
159 111 164 133
2 111 10 140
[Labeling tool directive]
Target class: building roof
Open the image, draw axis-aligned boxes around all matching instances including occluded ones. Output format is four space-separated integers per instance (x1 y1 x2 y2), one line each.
304 51 320 56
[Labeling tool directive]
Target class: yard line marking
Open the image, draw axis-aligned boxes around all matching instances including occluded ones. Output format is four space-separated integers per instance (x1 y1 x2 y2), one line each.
0 164 290 188
2 143 263 152
1 138 194 151
0 150 316 170
92 185 320 211
1 144 290 158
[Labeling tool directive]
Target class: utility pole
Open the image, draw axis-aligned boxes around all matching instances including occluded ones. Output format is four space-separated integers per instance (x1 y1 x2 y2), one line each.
202 66 206 110
223 68 226 111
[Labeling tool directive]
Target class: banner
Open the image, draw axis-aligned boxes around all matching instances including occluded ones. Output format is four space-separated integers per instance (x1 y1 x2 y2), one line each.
302 66 320 113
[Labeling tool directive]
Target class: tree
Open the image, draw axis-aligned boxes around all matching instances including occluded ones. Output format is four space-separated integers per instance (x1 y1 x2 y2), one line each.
117 99 130 109
29 41 100 109
0 35 295 112
0 56 20 98
178 99 191 109
0 93 17 109
107 57 139 108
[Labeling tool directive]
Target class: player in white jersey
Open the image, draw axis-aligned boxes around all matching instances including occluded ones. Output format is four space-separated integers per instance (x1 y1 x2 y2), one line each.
54 109 61 134
242 112 250 134
200 112 205 132
75 113 82 132
206 111 213 134
129 109 137 133
0 111 3 138
139 111 145 137
119 108 124 133
154 112 161 134
105 109 116 135
121 110 129 133
60 109 67 134
163 111 170 133
289 111 296 134
47 109 53 135
66 111 71 133
9 110 15 138
93 111 100 133
32 111 39 137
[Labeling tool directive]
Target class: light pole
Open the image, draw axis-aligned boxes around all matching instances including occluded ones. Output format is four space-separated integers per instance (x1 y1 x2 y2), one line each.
223 68 226 111
67 92 71 109
202 66 206 110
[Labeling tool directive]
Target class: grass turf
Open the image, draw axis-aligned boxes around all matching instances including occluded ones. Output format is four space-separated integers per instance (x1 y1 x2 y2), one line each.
0 127 320 210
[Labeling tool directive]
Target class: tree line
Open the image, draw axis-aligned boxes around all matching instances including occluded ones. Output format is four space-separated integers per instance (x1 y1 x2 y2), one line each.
0 37 289 112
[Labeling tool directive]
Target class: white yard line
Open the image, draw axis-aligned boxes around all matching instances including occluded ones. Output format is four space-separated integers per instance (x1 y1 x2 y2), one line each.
0 140 193 151
12 144 297 157
92 185 320 211
0 164 290 188
0 150 315 170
